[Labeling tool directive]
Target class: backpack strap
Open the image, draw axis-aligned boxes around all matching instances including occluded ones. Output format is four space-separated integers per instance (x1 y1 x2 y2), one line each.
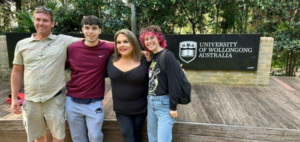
159 49 168 74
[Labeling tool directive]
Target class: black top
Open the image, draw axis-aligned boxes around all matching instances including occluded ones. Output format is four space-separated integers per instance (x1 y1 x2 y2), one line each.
148 49 181 110
107 56 150 115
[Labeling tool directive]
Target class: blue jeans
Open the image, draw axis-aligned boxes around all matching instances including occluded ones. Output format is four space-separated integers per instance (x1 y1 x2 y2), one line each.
65 96 104 142
147 95 176 142
116 112 147 142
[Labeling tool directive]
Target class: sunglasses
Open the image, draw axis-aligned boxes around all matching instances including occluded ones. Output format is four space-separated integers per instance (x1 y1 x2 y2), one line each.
35 6 52 12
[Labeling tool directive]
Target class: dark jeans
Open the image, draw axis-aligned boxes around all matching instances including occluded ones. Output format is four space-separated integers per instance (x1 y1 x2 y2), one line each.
116 112 147 142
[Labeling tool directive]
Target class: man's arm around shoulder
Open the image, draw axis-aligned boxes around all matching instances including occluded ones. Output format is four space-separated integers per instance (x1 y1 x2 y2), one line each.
11 64 24 114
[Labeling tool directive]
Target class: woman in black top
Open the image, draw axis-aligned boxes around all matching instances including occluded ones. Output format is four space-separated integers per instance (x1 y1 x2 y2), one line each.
107 29 149 142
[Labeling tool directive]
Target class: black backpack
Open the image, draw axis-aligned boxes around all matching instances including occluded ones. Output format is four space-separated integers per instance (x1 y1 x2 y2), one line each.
159 49 191 104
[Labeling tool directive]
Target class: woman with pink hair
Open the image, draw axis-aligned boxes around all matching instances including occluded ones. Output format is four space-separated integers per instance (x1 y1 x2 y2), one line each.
140 25 181 142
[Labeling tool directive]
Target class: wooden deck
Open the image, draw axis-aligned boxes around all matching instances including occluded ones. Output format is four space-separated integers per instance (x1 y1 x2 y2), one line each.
1 76 300 142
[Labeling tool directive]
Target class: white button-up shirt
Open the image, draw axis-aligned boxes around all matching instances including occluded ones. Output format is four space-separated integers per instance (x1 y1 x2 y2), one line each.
13 33 78 102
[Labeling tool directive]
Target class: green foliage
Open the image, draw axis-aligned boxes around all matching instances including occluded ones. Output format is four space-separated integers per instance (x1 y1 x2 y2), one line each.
176 0 213 34
53 0 105 33
100 1 130 33
1 0 299 76
54 0 130 33
219 1 240 33
209 0 258 34
11 1 60 33
132 0 180 34
273 20 300 76
247 0 300 76
53 6 82 33
45 1 60 11
0 0 14 33
14 8 35 33
69 0 104 16
132 0 214 34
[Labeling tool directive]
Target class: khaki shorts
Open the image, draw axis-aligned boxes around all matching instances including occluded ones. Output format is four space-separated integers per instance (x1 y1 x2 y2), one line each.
22 93 65 142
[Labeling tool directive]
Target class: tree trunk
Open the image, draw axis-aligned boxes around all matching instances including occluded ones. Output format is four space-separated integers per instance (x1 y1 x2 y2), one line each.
192 23 196 34
286 51 290 76
130 3 137 34
244 5 248 33
216 3 220 34
286 51 296 76
288 52 293 76
291 52 297 76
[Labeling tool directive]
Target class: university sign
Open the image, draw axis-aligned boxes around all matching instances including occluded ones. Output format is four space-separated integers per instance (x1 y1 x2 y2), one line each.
6 33 259 71
165 34 260 71
179 41 198 64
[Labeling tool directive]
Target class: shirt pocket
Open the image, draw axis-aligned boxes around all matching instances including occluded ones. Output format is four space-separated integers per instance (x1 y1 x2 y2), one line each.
45 46 64 58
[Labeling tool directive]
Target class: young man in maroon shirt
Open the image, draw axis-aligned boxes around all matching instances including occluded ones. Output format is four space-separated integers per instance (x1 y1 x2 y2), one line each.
65 15 114 142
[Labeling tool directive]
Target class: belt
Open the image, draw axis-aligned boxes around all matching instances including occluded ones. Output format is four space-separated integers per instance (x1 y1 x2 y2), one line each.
54 90 62 97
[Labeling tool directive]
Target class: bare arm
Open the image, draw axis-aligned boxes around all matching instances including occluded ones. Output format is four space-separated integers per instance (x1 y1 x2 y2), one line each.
11 64 24 114
141 51 152 61
100 39 114 44
78 38 114 44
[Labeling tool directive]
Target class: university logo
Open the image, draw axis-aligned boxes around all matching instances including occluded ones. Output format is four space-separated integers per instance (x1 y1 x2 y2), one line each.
179 41 197 64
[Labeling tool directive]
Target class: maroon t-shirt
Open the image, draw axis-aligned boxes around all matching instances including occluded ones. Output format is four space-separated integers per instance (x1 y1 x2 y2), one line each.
66 40 114 99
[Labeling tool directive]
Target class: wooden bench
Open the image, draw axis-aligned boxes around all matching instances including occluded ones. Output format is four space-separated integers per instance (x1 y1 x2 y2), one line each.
1 77 300 142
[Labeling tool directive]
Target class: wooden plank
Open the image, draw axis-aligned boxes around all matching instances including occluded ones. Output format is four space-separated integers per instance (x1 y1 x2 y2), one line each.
250 87 292 128
229 87 273 127
221 86 256 126
269 77 300 120
243 87 283 128
269 77 300 108
260 80 300 129
102 90 112 108
0 88 11 105
177 88 210 123
103 98 115 120
0 109 10 118
0 102 22 119
0 120 24 130
272 77 296 91
1 119 300 142
273 77 300 90
0 130 73 142
103 79 116 120
0 83 10 90
0 131 27 142
194 84 224 124
176 103 185 121
173 122 300 142
211 85 240 125
173 134 271 142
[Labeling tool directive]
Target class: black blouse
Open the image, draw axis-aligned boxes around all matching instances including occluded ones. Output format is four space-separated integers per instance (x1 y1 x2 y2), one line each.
107 56 150 115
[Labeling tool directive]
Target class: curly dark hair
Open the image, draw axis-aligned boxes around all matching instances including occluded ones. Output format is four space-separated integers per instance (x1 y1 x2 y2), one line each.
81 15 102 28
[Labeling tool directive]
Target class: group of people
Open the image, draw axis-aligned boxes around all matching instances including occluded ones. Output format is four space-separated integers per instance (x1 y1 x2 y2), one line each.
11 6 183 142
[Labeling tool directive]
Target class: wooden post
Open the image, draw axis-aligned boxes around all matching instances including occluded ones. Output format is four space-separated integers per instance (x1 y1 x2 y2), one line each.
130 3 137 34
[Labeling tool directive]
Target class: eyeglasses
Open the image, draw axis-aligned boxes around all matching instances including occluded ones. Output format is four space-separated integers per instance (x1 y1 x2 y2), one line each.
35 6 52 12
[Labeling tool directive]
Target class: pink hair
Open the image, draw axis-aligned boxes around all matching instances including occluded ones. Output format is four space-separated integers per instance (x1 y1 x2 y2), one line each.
139 26 167 52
